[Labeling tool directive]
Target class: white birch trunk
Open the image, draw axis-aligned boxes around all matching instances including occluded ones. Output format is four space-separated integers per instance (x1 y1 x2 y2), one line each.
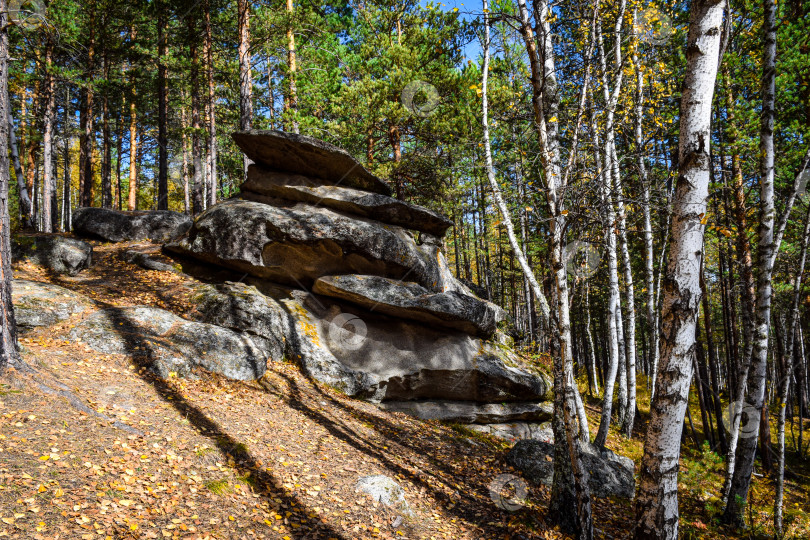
41 44 56 233
515 0 593 535
774 202 810 534
634 1 726 537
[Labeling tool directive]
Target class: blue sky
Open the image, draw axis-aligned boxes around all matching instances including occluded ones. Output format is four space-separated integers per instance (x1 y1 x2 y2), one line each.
424 0 484 63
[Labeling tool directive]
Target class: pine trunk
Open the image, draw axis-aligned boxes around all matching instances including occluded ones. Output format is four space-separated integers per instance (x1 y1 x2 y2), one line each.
238 0 253 176
0 0 21 371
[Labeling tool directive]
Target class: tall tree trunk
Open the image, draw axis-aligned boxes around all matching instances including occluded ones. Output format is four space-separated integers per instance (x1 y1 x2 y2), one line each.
189 16 204 216
634 1 726 537
62 88 72 229
181 102 190 215
723 0 808 524
205 0 217 207
592 5 628 446
633 17 657 407
115 103 123 210
238 0 253 176
515 0 593 536
721 67 758 495
157 2 169 210
79 4 95 208
285 0 298 134
0 0 21 371
126 87 138 211
100 51 112 210
9 108 32 229
41 39 56 231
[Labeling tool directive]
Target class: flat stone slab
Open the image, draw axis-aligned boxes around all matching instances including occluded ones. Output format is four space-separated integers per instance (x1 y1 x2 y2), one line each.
12 280 93 329
506 439 636 499
232 130 391 196
13 235 92 276
165 198 441 291
73 208 192 243
380 400 553 424
69 306 267 380
313 274 499 338
241 165 452 236
465 421 554 442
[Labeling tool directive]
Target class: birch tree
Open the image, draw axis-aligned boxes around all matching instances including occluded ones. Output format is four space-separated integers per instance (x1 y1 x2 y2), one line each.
512 0 596 535
722 0 806 521
634 1 726 537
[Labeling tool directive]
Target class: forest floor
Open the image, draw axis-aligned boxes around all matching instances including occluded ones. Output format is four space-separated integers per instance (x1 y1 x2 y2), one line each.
1 237 808 539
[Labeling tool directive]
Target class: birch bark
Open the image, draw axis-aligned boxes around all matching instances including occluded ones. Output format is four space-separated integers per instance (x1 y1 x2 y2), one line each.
634 1 726 537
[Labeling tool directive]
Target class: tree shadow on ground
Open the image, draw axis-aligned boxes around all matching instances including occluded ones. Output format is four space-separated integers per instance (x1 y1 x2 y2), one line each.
33 273 348 540
271 370 525 533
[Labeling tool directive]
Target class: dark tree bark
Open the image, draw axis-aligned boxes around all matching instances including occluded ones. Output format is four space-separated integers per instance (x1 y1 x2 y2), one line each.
157 1 169 210
0 0 22 371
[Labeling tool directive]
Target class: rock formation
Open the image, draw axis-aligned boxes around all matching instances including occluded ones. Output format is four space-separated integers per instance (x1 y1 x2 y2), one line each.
73 207 192 243
12 235 93 276
164 130 553 437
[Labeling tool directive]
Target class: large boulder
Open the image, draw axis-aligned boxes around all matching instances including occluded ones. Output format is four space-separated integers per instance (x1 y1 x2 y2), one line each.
241 165 452 236
313 274 500 338
187 280 552 403
506 439 636 499
69 306 267 380
73 208 192 243
12 280 93 329
189 282 292 362
165 198 442 291
380 400 553 424
12 235 92 275
232 130 392 196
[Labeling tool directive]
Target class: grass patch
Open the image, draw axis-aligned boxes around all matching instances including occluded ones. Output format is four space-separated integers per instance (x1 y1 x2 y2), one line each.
205 479 230 495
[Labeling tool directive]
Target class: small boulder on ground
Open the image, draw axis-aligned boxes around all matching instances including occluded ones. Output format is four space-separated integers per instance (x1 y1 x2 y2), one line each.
12 279 93 329
120 250 178 273
73 207 192 243
12 235 92 275
506 439 636 499
355 475 412 516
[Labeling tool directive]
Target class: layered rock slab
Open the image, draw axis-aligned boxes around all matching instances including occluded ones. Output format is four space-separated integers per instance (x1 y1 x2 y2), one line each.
12 235 92 276
232 130 392 196
380 400 552 424
241 165 452 236
73 208 192 243
312 274 500 338
12 280 93 329
188 281 552 403
70 306 267 380
165 198 441 291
